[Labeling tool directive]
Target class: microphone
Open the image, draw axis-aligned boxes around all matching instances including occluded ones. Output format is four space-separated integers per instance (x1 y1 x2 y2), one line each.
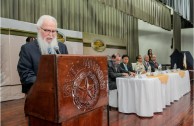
54 46 61 54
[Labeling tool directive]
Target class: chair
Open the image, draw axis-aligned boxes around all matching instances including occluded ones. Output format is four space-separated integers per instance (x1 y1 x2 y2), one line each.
108 89 118 108
131 63 136 71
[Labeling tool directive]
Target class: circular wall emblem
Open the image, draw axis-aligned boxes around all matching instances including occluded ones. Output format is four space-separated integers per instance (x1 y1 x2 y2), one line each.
72 70 99 111
91 40 106 52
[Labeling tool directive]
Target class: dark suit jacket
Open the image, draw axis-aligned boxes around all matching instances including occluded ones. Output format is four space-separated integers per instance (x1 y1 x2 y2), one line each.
17 40 68 93
108 60 125 90
149 60 159 72
120 62 135 73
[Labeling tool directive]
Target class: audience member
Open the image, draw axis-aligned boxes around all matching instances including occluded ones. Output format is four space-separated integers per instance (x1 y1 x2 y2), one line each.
26 36 36 43
148 49 153 61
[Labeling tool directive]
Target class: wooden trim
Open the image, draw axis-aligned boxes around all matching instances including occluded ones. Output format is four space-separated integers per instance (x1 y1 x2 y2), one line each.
83 43 126 49
0 28 126 49
0 28 37 37
66 37 83 42
83 43 91 47
1 84 22 87
106 45 126 49
0 28 83 43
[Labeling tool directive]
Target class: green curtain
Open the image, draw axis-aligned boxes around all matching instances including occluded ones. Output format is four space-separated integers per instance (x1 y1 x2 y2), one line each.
98 0 171 30
1 0 139 61
173 11 181 51
125 16 139 63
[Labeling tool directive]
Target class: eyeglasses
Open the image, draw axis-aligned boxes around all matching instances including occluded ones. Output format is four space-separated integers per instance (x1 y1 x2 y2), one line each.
40 27 58 34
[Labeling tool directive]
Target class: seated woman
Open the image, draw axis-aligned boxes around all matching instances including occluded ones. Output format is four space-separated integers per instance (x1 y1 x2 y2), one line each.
134 55 146 74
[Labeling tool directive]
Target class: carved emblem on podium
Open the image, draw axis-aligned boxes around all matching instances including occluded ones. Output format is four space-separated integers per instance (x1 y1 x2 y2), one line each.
63 59 106 111
72 70 99 111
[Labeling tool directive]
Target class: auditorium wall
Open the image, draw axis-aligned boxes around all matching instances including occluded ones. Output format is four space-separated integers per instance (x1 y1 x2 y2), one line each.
138 20 173 64
83 32 127 58
139 19 194 64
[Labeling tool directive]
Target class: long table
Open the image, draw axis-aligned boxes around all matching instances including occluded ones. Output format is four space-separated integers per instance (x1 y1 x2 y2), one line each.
115 70 190 117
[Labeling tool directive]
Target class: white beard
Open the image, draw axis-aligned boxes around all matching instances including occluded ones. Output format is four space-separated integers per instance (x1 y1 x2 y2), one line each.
37 34 58 55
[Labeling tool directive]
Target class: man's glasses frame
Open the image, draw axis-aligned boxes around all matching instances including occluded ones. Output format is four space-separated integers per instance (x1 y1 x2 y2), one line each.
40 27 58 34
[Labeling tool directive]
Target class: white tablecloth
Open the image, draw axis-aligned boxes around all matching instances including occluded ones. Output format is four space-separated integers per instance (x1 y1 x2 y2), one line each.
115 70 190 117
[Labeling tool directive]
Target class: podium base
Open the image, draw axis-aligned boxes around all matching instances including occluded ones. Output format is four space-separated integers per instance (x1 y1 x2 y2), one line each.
28 106 104 126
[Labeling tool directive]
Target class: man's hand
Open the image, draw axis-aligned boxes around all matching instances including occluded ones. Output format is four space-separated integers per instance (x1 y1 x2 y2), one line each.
141 71 146 74
129 72 136 77
122 73 129 77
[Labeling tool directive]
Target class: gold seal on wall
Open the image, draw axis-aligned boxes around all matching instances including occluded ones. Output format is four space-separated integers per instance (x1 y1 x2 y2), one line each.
91 40 106 52
57 31 65 43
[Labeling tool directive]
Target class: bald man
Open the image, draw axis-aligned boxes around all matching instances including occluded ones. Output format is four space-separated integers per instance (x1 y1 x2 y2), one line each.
149 54 159 72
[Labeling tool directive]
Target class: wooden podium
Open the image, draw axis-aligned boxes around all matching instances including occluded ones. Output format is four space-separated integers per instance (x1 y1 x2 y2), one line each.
25 55 108 126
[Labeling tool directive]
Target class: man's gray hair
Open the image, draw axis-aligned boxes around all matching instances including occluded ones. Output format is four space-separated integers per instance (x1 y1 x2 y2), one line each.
36 15 57 28
144 54 149 59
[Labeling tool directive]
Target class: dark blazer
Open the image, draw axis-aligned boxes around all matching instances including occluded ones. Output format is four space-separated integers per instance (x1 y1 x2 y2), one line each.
120 62 135 73
17 40 68 93
149 60 159 72
108 61 125 90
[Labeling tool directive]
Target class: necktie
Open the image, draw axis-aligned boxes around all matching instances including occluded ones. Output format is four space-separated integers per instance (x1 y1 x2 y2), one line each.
48 48 52 54
155 62 158 68
124 64 128 71
114 64 118 72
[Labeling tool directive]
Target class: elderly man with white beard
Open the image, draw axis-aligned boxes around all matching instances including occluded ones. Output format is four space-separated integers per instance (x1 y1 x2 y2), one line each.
17 15 68 94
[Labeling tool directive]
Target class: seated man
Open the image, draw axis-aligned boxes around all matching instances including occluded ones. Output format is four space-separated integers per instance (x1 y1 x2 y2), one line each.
108 53 121 67
134 55 146 74
108 55 129 90
120 54 136 75
149 54 159 72
143 55 151 72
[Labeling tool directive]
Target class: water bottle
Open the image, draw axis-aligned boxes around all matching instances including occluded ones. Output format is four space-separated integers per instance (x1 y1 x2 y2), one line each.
147 66 151 75
135 67 140 78
148 66 151 72
174 63 177 69
158 64 162 72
